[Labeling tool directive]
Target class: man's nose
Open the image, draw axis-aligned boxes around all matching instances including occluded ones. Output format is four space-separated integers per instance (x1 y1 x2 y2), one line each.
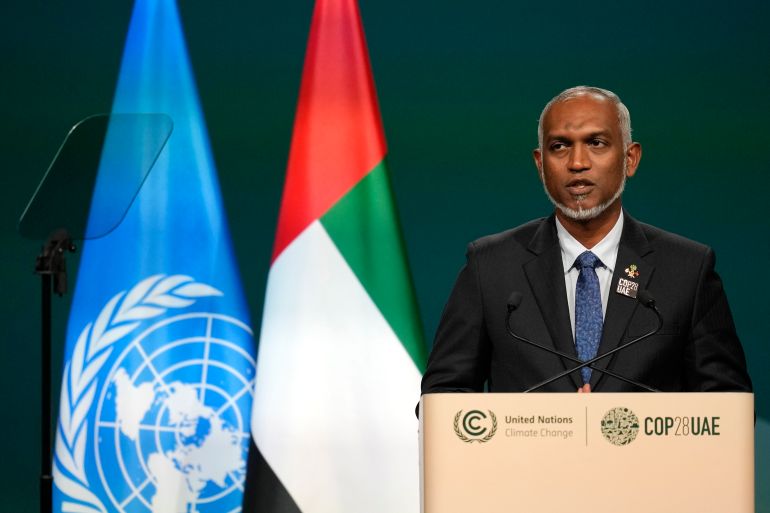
568 144 590 171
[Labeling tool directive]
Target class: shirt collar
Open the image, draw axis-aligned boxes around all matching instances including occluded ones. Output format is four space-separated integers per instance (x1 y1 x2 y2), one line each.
555 212 624 274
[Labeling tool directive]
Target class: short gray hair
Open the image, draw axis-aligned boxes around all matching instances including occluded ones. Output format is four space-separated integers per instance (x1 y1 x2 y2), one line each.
537 86 633 150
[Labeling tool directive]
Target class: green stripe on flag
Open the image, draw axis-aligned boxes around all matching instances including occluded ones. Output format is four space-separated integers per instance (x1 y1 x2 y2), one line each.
321 159 427 372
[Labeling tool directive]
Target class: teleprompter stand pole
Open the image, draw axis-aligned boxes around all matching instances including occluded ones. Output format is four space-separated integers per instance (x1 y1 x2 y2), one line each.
35 231 75 513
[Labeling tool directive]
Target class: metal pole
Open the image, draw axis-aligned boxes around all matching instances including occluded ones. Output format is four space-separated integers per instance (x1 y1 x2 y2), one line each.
40 273 52 513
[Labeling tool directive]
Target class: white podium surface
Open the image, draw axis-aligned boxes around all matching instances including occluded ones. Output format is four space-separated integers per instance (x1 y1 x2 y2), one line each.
420 393 754 513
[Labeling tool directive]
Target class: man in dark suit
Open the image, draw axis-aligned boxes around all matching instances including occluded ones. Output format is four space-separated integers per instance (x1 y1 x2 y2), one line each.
421 86 752 394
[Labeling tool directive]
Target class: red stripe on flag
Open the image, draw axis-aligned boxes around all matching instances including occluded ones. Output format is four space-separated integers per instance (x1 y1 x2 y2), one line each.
272 0 387 261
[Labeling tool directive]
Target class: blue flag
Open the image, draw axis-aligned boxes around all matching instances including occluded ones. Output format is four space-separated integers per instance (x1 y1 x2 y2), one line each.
52 1 255 512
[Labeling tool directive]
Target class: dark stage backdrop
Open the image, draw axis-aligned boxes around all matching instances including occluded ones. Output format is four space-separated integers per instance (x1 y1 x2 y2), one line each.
2 1 768 511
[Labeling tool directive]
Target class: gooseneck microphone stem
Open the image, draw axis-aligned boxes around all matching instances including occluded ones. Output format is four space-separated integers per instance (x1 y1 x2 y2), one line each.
523 303 663 393
505 312 658 392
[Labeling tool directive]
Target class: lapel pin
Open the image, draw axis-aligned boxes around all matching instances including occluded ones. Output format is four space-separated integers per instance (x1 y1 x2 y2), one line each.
616 276 639 298
624 264 640 279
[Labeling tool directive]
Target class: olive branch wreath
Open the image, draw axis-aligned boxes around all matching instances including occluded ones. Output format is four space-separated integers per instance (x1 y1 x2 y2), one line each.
52 274 222 513
453 410 498 443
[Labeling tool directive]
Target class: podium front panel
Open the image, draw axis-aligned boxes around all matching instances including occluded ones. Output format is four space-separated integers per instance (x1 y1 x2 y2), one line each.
420 393 753 513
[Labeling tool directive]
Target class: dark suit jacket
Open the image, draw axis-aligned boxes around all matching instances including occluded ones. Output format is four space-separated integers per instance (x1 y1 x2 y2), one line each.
421 212 752 393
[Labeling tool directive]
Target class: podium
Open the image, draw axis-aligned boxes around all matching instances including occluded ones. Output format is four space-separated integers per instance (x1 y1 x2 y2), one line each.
419 393 754 513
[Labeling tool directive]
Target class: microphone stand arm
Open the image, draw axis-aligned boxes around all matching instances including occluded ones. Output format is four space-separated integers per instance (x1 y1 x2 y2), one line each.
505 312 659 392
522 305 664 393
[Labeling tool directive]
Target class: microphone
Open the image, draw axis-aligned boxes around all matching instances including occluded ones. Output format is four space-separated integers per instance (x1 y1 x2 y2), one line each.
506 291 661 392
507 291 523 312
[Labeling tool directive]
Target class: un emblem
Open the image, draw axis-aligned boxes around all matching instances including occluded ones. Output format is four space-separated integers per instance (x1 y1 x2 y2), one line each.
453 409 497 443
53 275 255 513
601 407 640 446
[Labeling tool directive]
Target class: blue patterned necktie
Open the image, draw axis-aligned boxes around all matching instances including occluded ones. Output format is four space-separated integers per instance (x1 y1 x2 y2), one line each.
574 251 604 384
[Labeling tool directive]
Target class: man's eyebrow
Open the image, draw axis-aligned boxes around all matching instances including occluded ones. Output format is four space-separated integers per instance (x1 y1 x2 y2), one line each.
583 130 611 139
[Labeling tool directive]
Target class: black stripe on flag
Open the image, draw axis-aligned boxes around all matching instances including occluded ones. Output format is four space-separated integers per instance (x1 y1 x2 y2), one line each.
242 439 302 513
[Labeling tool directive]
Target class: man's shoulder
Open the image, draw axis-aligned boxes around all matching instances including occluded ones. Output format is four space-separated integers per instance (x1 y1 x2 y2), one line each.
468 217 550 255
630 217 712 257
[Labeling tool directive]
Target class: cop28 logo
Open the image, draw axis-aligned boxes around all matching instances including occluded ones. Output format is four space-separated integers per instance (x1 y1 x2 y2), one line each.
53 275 255 513
600 407 640 446
453 409 497 443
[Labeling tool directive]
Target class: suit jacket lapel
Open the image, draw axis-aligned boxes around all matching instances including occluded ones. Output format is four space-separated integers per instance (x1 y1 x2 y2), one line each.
591 213 654 389
523 216 582 390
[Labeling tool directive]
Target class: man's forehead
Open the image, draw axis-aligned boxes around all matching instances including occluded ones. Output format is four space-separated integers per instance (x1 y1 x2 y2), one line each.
542 94 620 136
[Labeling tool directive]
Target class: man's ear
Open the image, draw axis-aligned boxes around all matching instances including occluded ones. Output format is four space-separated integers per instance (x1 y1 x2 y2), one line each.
533 148 543 179
625 142 642 177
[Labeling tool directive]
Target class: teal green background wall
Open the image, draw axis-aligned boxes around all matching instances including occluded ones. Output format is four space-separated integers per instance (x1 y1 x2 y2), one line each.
1 1 768 511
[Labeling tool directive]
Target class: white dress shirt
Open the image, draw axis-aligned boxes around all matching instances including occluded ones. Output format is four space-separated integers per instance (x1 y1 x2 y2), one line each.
555 214 624 340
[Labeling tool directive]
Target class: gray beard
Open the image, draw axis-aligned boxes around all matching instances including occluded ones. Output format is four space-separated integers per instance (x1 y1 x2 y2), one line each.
540 169 626 221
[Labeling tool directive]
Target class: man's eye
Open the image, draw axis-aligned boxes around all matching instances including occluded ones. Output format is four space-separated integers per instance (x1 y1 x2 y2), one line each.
550 142 566 151
589 139 606 147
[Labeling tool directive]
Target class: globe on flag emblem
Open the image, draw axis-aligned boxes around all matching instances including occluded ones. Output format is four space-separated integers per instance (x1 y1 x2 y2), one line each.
93 313 254 513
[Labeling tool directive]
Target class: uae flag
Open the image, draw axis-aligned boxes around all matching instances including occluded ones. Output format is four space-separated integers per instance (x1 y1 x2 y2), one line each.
243 1 427 512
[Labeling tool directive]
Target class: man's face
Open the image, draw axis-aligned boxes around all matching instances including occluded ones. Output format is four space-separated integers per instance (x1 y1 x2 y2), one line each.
533 94 640 221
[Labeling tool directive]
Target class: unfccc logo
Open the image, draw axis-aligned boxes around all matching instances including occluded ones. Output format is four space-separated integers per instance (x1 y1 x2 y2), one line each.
453 409 497 443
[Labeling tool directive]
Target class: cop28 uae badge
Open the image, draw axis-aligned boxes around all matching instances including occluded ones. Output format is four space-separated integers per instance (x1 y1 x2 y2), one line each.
616 263 640 298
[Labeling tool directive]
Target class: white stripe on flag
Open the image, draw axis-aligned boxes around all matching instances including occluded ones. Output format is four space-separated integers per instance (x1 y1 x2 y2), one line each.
252 220 421 513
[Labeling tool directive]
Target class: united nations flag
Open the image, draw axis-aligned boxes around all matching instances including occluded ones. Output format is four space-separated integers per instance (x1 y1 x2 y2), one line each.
51 1 255 512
